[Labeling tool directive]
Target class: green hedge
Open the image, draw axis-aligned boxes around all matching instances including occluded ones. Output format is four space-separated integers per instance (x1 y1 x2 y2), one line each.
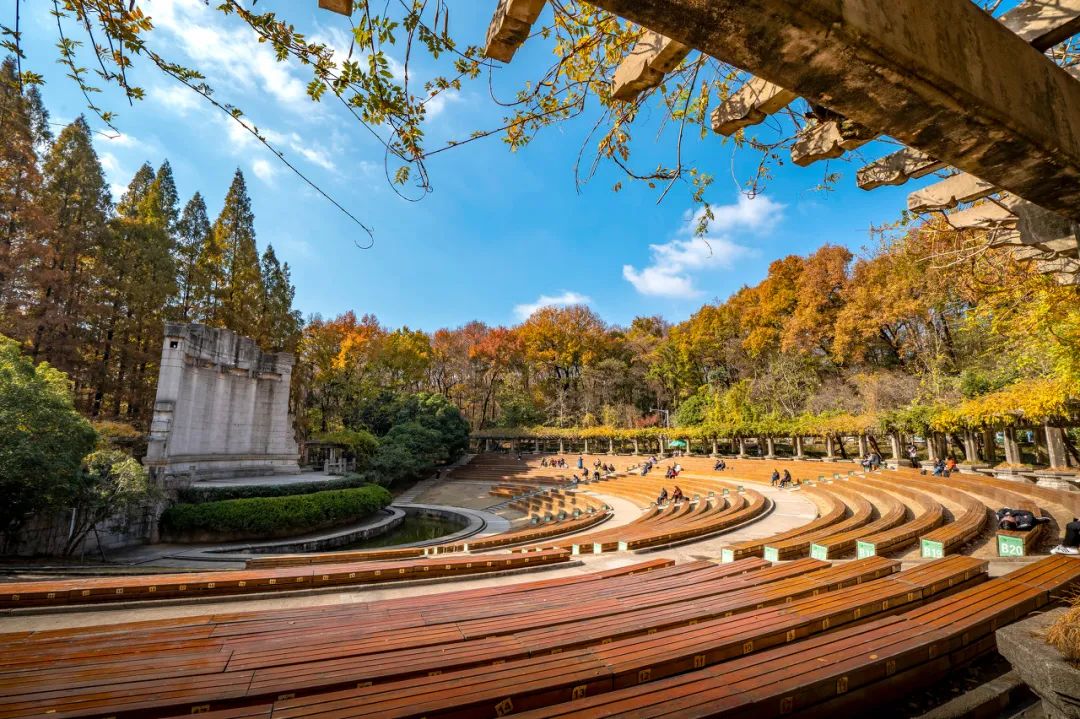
160 485 392 541
176 474 370 504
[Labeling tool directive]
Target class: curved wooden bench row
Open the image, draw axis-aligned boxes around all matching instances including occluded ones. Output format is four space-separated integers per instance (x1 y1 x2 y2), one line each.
936 476 1049 558
808 483 907 559
89 558 992 719
619 488 770 552
509 555 1080 719
719 486 847 562
0 549 573 609
0 557 917 719
853 478 946 558
763 485 874 561
0 559 682 665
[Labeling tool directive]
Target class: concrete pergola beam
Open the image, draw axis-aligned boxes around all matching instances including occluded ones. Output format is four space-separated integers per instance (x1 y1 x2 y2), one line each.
908 173 997 213
856 148 946 190
611 31 691 101
790 118 876 166
711 77 796 135
317 0 353 15
578 0 1080 219
999 0 1080 51
945 196 1020 230
484 0 548 62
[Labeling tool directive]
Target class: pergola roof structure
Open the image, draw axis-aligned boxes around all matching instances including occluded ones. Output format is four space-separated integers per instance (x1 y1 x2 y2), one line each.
320 0 1080 283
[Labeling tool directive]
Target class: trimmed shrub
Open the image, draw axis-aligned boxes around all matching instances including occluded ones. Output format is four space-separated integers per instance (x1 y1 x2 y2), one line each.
160 485 392 542
176 474 370 504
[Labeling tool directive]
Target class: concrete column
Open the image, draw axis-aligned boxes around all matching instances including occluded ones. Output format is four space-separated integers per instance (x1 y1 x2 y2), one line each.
982 429 996 464
632 439 639 455
825 436 835 459
559 439 565 454
1046 425 1069 469
583 439 589 455
1034 428 1049 465
738 438 747 458
963 430 979 464
608 437 615 455
485 438 492 452
534 438 540 453
794 436 804 458
765 437 776 458
1003 427 1022 465
711 439 718 457
926 434 939 463
857 434 868 458
685 438 691 455
890 433 902 462
657 438 665 457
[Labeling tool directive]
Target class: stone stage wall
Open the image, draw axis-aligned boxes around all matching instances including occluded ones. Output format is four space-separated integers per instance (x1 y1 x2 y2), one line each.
144 323 300 482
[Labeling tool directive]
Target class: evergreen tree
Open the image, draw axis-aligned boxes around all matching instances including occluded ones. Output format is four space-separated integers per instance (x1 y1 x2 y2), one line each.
34 117 111 393
115 162 155 219
213 169 264 337
152 160 180 234
258 244 303 352
0 59 50 335
173 192 211 322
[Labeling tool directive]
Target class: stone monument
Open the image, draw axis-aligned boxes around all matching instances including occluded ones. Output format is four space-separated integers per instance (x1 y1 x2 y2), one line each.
144 323 300 482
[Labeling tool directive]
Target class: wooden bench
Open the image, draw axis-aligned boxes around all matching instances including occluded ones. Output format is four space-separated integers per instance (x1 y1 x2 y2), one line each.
95 557 976 719
502 556 1080 719
849 479 945 558
0 549 574 609
719 487 847 562
808 484 907 559
763 487 874 561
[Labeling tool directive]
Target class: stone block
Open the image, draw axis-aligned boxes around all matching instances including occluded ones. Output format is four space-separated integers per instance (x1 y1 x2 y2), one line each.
998 608 1080 719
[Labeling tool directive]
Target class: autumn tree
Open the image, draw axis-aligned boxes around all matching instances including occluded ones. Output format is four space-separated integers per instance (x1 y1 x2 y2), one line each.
214 170 264 338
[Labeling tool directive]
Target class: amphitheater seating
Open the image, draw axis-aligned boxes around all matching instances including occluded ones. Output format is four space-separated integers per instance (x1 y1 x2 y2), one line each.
504 556 1080 719
0 556 927 718
851 479 945 558
0 549 573 608
719 487 846 562
808 483 907 559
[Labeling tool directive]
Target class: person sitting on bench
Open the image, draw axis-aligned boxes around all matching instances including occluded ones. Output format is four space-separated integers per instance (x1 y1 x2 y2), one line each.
672 486 684 504
781 469 793 488
1053 518 1080 555
771 469 781 487
996 507 1049 531
657 487 669 505
714 459 726 471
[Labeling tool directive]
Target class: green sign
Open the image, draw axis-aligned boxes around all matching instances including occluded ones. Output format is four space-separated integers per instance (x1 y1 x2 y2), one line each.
998 534 1026 557
720 548 734 563
856 541 876 559
921 539 944 559
763 546 779 562
810 544 829 560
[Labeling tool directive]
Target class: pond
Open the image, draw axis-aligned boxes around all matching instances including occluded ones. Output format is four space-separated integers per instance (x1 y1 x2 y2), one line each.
335 512 467 550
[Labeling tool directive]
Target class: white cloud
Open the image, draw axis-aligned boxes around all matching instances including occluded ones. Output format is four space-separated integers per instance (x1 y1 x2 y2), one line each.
98 151 121 175
144 0 309 108
513 291 592 320
251 158 277 183
425 91 461 119
109 183 128 202
622 194 783 298
149 83 202 114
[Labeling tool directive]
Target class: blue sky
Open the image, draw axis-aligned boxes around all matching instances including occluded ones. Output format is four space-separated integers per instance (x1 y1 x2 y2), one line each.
19 0 956 331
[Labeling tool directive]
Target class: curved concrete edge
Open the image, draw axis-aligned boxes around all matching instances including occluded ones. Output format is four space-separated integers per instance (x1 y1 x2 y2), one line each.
0 559 587 617
386 504 491 548
168 507 408 563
